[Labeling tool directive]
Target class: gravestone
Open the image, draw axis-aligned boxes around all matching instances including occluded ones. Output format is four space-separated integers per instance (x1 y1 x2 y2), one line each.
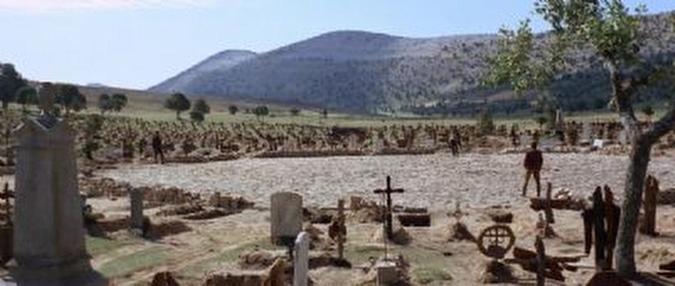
130 188 144 233
9 94 102 284
293 232 310 286
270 192 303 246
641 175 659 236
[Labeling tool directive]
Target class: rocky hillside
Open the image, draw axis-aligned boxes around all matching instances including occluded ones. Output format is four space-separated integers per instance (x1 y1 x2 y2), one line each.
151 12 675 115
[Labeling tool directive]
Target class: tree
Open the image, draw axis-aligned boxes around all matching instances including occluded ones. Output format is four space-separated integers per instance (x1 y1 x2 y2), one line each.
228 104 239 115
0 63 27 110
484 0 675 275
189 99 210 123
164 92 191 119
641 105 654 122
189 111 205 123
56 84 86 115
110 93 128 112
98 93 114 114
477 108 495 136
535 116 548 130
15 86 38 112
192 99 210 115
290 108 301 116
253 105 269 120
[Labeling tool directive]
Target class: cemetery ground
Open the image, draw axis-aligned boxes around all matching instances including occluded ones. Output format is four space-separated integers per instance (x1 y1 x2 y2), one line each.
4 152 675 285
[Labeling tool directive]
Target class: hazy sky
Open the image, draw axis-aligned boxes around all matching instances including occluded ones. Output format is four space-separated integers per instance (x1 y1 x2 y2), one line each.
1 0 673 89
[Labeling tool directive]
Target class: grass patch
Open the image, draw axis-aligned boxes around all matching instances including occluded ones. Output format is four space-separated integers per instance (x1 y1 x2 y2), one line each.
86 236 133 257
179 238 276 278
344 244 386 264
412 267 453 284
98 246 168 278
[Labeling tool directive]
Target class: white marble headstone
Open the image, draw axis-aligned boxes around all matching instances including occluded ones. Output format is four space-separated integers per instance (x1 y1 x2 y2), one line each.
293 231 310 286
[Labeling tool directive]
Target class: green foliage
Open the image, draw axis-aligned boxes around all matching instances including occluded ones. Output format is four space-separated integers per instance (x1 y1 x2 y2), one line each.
412 267 453 284
81 115 104 160
228 104 239 115
477 108 496 135
536 116 548 128
0 63 27 109
110 93 128 112
15 86 38 111
98 93 114 114
290 107 301 116
189 111 205 123
641 104 654 117
253 105 269 118
164 92 191 119
56 84 87 114
192 98 210 114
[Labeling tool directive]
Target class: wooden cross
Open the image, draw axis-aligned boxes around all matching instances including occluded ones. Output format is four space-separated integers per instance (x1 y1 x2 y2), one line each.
373 176 404 240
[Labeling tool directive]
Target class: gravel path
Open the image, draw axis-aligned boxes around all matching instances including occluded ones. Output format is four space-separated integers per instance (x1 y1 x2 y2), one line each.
99 153 675 209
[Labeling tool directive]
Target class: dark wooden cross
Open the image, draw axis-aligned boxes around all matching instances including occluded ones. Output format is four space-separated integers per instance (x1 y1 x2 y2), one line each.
0 183 13 226
374 176 404 240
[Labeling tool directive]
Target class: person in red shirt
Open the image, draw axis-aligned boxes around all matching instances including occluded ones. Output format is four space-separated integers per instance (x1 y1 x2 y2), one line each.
522 142 543 197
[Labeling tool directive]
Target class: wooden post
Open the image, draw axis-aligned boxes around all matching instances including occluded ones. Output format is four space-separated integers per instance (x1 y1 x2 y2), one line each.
337 199 345 260
582 208 593 255
592 187 607 271
642 176 659 236
535 235 546 286
603 185 620 270
545 182 554 224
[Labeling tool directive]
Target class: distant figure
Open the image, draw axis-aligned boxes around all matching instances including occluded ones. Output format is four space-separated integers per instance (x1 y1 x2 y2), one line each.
510 126 520 147
522 142 543 197
152 131 165 164
449 129 461 156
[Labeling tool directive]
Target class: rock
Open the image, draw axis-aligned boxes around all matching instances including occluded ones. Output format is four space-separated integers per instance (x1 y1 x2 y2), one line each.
151 271 180 286
585 272 631 286
480 260 515 284
447 222 476 242
486 209 513 224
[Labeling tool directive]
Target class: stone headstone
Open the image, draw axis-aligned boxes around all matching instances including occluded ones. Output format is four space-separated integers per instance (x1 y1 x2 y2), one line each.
293 232 310 286
270 192 303 245
10 116 98 283
130 188 144 232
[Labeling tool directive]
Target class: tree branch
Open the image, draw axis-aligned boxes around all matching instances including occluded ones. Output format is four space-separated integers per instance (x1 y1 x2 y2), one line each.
643 105 675 145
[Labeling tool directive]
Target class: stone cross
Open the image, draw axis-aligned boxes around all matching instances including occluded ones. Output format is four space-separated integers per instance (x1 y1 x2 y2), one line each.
130 188 144 233
293 231 310 286
270 192 303 246
373 176 404 240
11 115 93 281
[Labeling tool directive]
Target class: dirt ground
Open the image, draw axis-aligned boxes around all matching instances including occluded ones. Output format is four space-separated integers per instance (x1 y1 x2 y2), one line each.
3 153 675 285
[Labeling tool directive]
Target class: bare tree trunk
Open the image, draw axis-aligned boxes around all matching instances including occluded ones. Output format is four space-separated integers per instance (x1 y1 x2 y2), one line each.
616 106 675 276
616 136 651 275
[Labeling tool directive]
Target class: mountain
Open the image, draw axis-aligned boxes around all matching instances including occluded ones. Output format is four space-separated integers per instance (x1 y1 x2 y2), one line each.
151 12 675 115
151 50 257 93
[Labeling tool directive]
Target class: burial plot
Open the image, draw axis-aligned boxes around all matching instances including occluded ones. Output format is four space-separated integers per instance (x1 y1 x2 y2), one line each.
8 96 105 284
270 192 303 247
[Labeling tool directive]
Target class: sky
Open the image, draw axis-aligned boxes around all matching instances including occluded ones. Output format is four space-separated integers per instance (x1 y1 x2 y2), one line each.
1 0 674 89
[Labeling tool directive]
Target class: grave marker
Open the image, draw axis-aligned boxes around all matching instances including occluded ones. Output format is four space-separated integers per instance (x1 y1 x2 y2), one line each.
130 188 144 233
373 176 404 240
293 232 310 286
270 192 303 246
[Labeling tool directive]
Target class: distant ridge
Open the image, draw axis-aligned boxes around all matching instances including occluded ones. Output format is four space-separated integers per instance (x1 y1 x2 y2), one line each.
151 11 675 115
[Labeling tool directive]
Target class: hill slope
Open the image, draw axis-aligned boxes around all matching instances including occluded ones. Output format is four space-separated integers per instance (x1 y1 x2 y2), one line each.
151 12 675 115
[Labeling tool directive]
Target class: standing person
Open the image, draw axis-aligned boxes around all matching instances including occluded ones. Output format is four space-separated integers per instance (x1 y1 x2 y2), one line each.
152 131 165 164
522 142 543 197
449 128 462 156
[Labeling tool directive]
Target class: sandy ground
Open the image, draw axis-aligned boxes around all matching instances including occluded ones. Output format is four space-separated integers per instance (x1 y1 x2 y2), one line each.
4 153 675 285
100 153 675 210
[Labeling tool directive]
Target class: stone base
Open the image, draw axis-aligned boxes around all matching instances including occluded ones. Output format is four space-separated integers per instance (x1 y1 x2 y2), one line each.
6 258 106 286
375 260 398 285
